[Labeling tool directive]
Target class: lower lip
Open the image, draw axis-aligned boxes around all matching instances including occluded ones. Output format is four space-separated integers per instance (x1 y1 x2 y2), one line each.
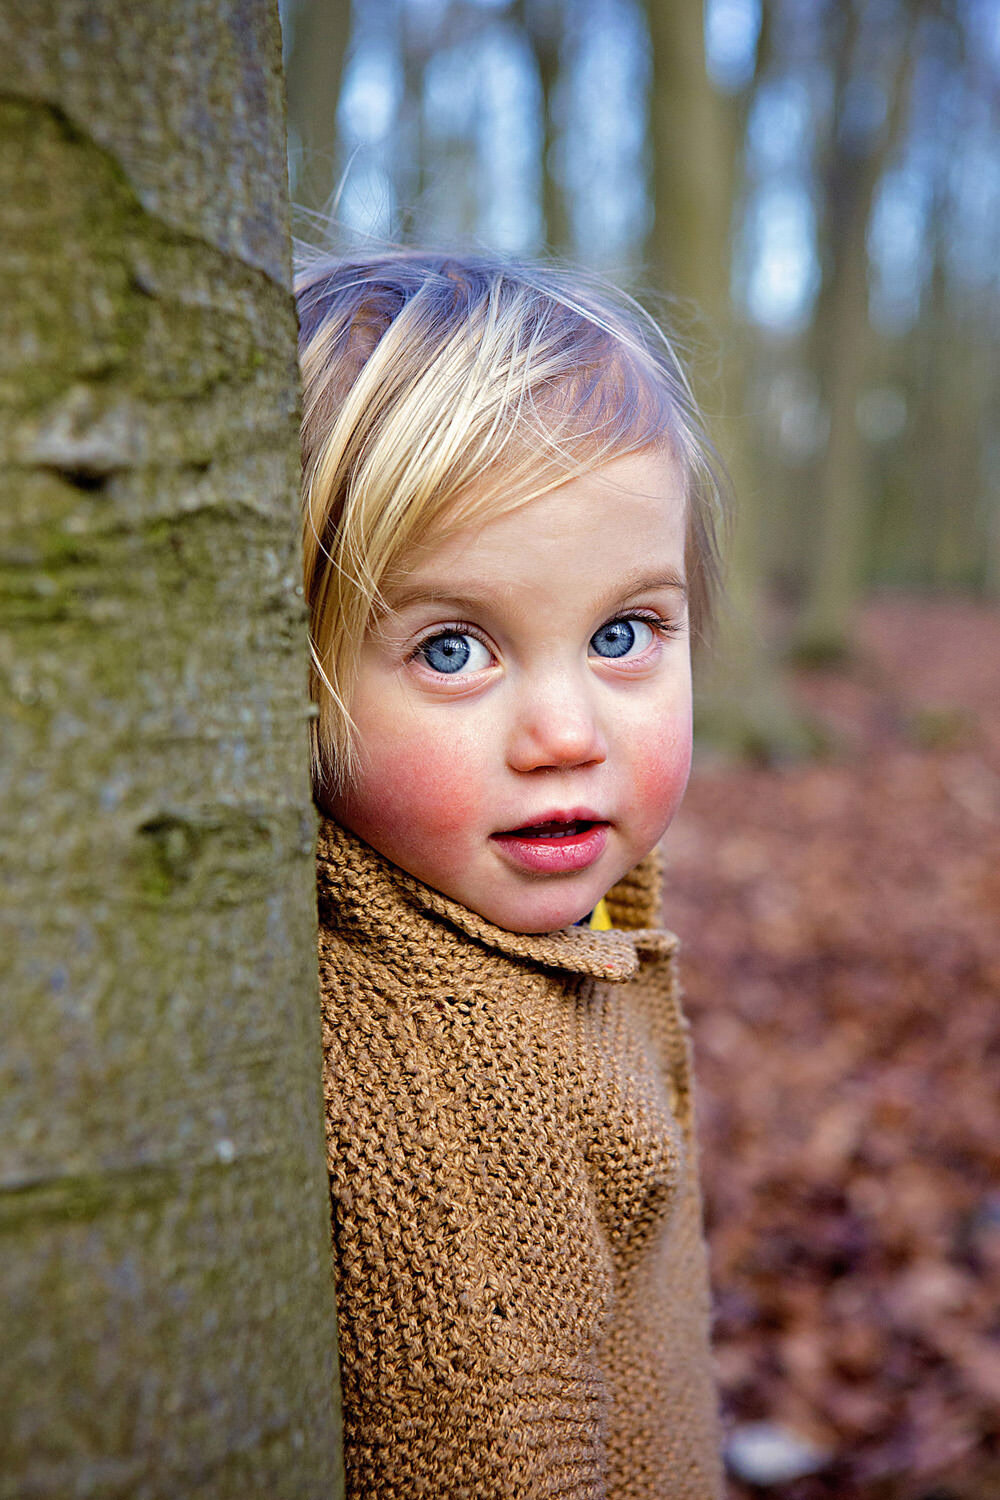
490 823 609 875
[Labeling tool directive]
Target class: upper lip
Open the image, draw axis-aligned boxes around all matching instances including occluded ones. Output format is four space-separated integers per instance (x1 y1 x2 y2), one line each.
493 808 607 835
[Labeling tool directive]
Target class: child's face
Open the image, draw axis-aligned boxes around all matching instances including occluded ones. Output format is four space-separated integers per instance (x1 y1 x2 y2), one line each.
329 450 693 933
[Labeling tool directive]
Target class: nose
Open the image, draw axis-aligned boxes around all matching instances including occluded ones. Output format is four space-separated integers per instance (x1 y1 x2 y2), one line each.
505 669 608 773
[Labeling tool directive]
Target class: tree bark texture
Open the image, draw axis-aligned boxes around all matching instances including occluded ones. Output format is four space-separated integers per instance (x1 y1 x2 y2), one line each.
0 4 343 1496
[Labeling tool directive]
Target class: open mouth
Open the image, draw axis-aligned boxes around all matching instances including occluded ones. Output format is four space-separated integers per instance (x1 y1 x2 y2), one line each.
505 819 599 839
490 816 610 874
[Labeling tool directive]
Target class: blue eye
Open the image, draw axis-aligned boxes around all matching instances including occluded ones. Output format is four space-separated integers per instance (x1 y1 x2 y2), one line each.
418 632 492 674
589 617 654 659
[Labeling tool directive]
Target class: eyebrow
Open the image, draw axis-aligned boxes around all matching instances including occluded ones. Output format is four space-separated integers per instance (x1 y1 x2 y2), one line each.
606 567 688 602
385 568 688 616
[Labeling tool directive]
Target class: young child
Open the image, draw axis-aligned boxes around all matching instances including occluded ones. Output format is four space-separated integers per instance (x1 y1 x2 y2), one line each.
297 250 725 1500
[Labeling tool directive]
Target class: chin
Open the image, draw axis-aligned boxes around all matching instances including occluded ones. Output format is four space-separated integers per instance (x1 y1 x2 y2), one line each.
502 916 585 935
485 890 597 935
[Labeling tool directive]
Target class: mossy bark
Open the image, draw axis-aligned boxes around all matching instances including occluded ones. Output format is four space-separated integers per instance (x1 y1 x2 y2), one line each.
0 4 343 1496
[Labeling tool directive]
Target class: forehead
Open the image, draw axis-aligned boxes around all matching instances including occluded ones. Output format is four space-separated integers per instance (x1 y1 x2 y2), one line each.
384 450 688 613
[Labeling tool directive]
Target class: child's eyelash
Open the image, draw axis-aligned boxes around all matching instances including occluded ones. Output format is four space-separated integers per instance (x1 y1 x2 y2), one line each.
608 610 684 638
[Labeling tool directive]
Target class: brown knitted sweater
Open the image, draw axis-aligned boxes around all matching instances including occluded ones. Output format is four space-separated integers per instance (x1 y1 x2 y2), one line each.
317 820 722 1500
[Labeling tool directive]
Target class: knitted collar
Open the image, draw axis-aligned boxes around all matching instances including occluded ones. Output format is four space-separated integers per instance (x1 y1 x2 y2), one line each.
316 818 676 984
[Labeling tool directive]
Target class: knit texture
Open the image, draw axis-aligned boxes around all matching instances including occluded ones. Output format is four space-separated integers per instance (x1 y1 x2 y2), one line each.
317 820 722 1499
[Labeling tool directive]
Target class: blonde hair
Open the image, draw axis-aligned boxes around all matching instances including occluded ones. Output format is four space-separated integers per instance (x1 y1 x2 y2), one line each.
297 249 725 793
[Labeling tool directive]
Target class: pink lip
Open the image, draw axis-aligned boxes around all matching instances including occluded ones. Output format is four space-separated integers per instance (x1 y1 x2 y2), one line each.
490 810 609 875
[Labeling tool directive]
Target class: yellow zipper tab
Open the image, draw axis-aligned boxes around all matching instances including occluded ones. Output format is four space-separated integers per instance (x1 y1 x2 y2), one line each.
589 897 613 931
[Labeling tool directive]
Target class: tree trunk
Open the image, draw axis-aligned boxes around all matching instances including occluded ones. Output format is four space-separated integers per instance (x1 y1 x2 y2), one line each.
525 0 572 256
0 4 343 1496
646 0 807 756
285 0 353 221
646 0 731 319
796 1 919 658
795 154 875 657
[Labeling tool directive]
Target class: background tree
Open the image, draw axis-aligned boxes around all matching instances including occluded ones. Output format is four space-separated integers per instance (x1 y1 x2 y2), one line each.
285 0 353 221
1 3 343 1495
523 0 573 256
645 0 810 752
795 0 922 658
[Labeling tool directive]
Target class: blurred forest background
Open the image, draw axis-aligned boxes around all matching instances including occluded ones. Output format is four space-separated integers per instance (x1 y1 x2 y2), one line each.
278 1 999 1497
281 0 1000 678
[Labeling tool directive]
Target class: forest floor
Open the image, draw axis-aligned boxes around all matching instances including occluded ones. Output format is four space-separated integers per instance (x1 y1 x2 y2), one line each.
665 595 1000 1500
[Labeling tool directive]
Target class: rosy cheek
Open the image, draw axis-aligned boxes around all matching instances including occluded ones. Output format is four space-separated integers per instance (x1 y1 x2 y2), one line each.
630 719 693 826
379 749 480 840
339 725 483 862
